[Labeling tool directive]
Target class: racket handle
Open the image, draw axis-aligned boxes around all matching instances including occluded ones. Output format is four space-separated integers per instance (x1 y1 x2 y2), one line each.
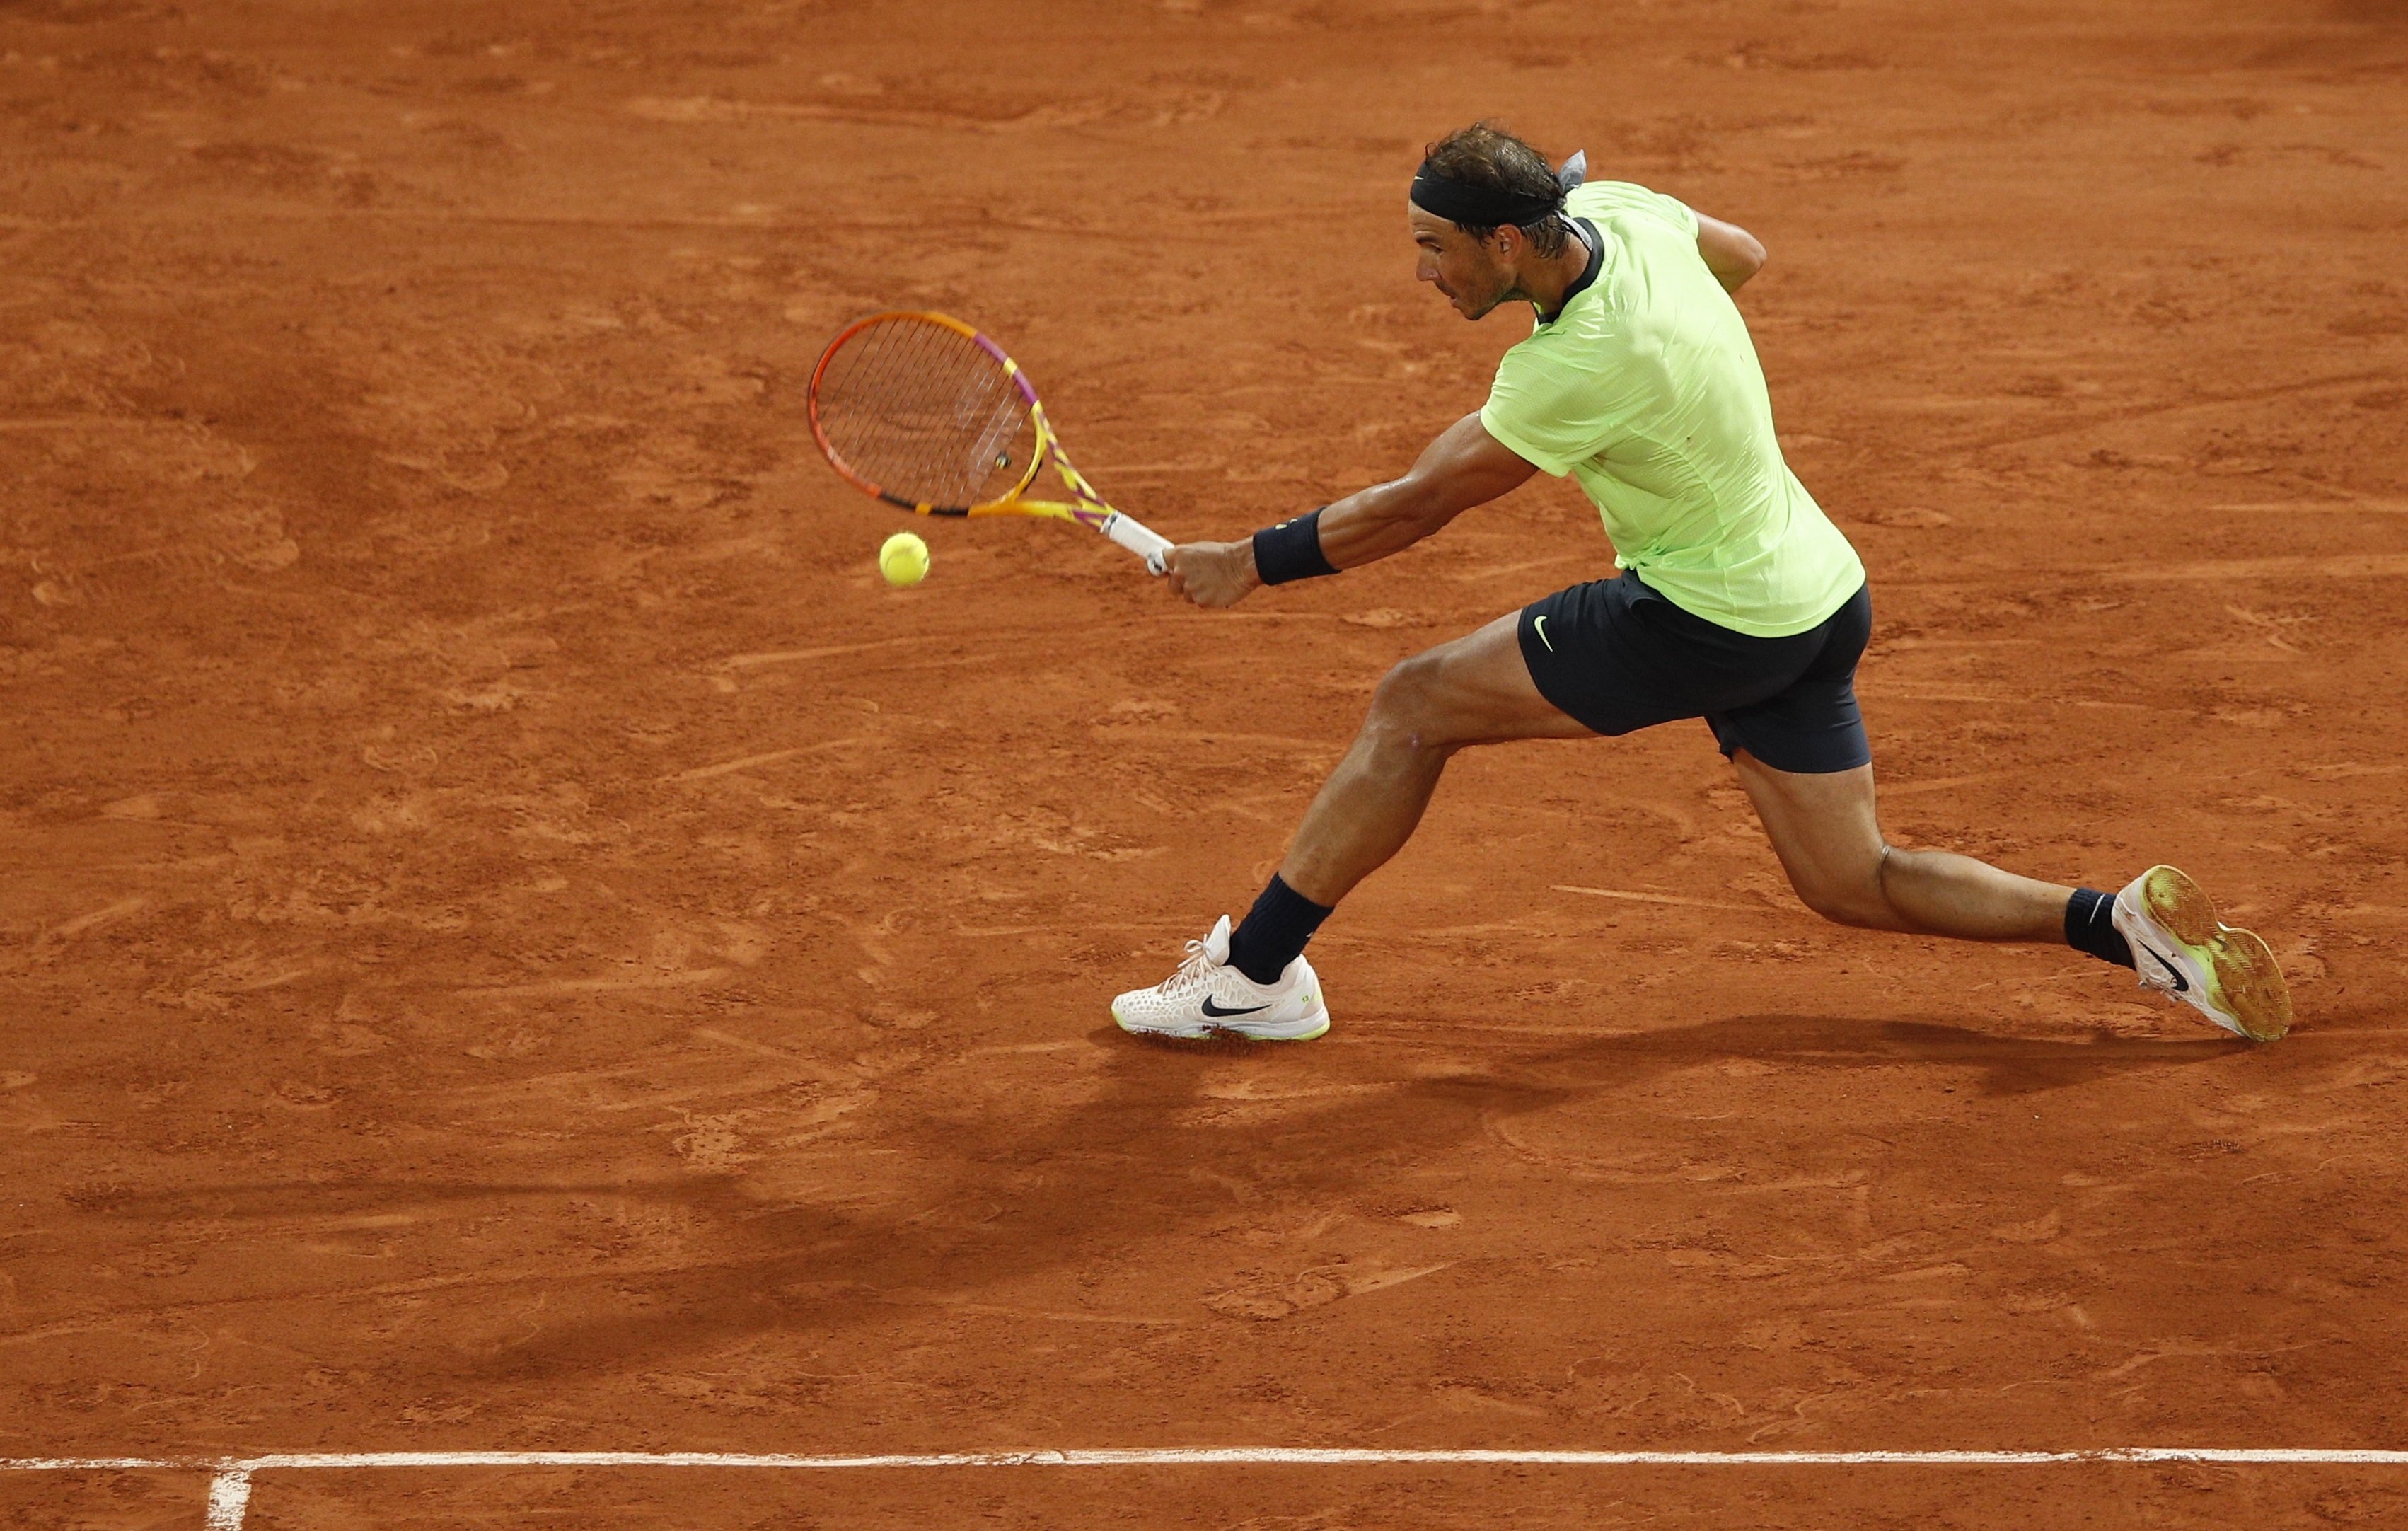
1099 511 1173 577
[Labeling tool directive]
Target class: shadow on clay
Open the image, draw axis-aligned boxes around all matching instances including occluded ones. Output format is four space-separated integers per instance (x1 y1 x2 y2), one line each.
61 1010 2239 1384
1480 1012 2239 1102
399 1008 2231 1377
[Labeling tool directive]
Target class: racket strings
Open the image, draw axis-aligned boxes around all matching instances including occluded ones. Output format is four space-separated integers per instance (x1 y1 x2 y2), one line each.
817 320 1034 509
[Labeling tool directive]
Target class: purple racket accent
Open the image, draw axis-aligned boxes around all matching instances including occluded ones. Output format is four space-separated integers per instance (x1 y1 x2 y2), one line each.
969 328 1114 529
969 329 1044 408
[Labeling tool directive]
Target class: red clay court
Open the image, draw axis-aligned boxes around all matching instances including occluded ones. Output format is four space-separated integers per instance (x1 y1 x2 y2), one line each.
4 0 2407 1525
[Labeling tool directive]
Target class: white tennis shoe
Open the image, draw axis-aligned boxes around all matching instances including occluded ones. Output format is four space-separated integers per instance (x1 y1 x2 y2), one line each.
1111 915 1331 1041
2111 864 2292 1042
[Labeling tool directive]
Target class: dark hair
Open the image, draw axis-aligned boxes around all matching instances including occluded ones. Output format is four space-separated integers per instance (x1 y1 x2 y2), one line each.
1420 122 1570 258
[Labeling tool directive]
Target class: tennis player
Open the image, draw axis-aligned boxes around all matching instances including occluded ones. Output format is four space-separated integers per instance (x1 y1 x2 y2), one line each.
1111 122 2292 1045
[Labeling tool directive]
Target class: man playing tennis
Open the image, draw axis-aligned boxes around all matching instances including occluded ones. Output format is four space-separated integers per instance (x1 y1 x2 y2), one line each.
1110 122 2292 1045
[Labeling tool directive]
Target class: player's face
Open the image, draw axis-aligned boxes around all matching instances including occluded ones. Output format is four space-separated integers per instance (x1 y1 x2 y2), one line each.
1411 207 1512 320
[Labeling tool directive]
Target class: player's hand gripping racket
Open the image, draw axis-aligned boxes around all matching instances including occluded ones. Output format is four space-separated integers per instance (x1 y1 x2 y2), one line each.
809 311 1172 575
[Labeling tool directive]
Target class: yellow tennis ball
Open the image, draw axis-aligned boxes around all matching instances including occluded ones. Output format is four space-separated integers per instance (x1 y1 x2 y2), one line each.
878 531 930 587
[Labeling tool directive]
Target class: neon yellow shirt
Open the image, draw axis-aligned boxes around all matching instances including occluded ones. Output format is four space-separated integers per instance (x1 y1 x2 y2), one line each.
1478 180 1864 637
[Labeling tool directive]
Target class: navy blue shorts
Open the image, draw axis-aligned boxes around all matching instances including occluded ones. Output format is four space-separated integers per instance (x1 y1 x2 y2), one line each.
1516 572 1874 774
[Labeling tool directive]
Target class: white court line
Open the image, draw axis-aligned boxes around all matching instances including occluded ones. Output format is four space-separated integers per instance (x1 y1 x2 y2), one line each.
203 1469 251 1531
14 1447 2408 1470
6 1447 2407 1529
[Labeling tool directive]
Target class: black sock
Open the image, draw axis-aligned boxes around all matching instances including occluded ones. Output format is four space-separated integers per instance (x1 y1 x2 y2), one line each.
2065 887 2134 969
1227 874 1333 986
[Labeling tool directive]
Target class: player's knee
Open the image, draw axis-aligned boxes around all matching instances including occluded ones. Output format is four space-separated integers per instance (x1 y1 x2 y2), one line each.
1365 651 1461 752
1790 866 1889 928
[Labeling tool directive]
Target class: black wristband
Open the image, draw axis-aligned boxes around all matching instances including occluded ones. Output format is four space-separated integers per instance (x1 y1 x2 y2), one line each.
1251 508 1338 585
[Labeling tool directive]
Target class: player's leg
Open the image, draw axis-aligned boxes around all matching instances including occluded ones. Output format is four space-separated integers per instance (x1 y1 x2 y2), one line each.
1731 749 2291 1041
1728 752 2070 940
1276 608 1591 907
1112 606 1592 1040
1701 585 2066 939
1712 582 2290 1039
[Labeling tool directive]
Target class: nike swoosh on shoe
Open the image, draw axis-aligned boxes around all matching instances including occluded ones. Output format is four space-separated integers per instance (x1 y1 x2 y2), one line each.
2139 943 2189 993
1199 997 1270 1018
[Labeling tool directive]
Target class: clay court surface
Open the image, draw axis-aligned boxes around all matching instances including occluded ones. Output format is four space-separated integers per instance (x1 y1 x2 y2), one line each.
4 0 2407 1524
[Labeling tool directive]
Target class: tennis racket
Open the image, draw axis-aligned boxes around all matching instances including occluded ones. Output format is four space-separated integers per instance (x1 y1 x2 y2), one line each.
808 311 1173 575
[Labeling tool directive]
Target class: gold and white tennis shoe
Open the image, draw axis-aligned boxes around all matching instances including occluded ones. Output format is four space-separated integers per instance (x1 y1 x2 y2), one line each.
2111 864 2292 1042
1111 915 1331 1041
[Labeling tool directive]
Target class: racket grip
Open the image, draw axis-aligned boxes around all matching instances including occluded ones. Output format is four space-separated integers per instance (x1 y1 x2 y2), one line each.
1099 511 1174 577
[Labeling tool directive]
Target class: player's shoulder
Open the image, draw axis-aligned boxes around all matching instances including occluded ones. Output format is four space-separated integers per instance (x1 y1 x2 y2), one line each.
1568 179 1698 238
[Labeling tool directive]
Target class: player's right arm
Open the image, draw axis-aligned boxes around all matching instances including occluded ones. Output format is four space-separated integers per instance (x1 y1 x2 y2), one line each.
1163 412 1536 608
1695 212 1767 291
1315 412 1537 567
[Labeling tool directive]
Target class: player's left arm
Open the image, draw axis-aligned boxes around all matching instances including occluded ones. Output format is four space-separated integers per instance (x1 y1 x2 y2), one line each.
1695 212 1767 292
1163 412 1536 608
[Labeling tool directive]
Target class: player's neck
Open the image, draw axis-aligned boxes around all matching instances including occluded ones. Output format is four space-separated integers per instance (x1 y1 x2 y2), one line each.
1515 236 1596 323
